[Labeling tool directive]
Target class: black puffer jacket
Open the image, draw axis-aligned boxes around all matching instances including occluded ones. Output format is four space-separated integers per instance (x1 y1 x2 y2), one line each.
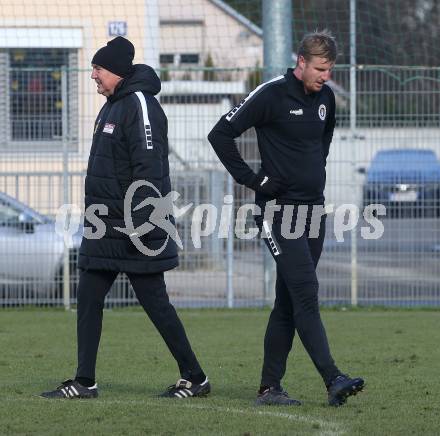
78 64 178 273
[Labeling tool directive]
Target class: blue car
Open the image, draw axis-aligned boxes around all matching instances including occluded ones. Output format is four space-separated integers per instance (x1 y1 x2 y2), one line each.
362 149 440 217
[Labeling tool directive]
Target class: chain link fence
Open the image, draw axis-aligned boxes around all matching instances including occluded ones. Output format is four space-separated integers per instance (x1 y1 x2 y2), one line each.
1 65 439 307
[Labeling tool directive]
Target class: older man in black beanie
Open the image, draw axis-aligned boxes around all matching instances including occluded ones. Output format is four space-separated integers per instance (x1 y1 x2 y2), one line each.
40 37 210 400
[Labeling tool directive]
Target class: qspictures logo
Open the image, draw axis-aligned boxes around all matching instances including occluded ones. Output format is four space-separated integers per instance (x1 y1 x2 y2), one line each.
56 180 387 255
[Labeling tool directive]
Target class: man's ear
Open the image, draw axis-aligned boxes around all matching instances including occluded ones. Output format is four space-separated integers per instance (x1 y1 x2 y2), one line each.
297 55 306 69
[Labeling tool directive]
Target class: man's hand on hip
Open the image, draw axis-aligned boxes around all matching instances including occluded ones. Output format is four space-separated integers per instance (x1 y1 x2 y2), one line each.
247 169 289 197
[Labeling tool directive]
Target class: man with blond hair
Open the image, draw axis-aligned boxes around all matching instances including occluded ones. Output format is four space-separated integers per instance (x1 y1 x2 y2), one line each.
209 30 364 406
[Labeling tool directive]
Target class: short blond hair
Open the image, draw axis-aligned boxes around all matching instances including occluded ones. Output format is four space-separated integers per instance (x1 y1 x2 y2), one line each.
297 30 337 63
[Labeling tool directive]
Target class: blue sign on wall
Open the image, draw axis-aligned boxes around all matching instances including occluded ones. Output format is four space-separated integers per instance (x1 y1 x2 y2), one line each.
108 22 127 37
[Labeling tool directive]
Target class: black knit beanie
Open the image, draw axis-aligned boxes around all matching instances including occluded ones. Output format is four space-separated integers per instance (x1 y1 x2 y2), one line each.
92 36 135 78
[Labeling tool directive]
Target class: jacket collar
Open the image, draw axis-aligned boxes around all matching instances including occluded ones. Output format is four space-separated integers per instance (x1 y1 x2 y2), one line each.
285 67 318 103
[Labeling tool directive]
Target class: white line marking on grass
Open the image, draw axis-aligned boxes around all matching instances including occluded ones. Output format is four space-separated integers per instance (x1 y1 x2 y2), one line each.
175 403 346 436
4 397 346 435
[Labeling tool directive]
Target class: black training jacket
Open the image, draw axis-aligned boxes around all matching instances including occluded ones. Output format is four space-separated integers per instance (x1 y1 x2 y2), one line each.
78 64 178 273
208 68 336 204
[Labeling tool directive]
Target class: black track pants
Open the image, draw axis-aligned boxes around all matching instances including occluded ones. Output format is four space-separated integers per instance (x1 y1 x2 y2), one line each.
256 204 341 387
75 269 202 381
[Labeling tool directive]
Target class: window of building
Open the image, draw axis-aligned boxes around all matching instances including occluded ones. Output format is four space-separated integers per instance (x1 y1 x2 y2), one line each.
180 53 200 64
159 53 200 66
0 48 78 151
159 53 175 65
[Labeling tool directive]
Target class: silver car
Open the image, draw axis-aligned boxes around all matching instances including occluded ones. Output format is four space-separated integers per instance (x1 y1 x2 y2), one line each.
0 191 82 303
0 192 132 306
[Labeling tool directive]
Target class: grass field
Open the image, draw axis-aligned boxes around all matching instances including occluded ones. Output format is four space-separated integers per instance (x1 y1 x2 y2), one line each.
1 308 439 435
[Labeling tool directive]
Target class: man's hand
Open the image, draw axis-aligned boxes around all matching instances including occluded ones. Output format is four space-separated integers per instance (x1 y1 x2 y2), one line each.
247 169 289 197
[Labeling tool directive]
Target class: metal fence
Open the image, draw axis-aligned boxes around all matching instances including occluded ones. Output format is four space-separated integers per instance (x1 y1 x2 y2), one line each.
1 66 440 307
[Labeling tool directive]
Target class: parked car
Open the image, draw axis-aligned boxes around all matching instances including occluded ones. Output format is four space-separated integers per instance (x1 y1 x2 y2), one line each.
0 192 129 305
361 149 440 217
0 191 82 303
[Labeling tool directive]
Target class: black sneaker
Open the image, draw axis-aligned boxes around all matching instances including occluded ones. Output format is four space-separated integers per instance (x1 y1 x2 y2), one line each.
39 379 98 399
255 387 301 406
160 378 211 398
327 375 364 406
